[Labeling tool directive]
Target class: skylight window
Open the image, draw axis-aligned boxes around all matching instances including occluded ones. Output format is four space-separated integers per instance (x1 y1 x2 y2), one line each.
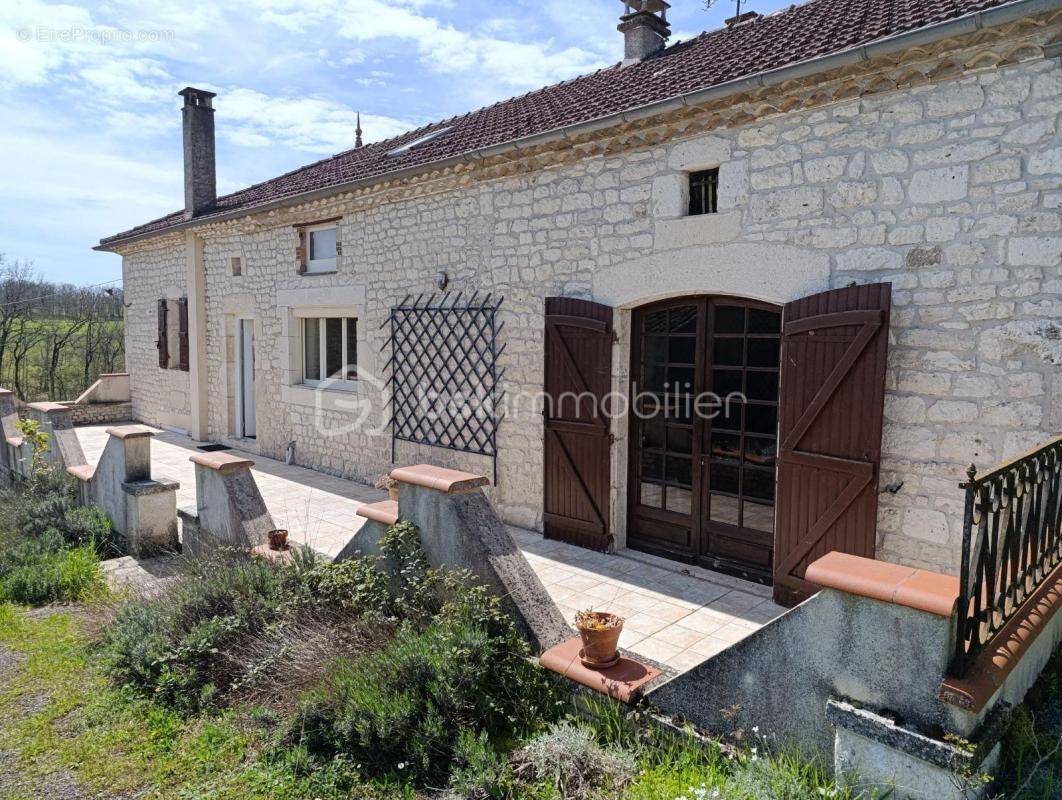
386 126 453 157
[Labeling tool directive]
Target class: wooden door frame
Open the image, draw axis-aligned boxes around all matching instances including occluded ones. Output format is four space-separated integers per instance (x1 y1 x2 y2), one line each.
234 317 256 440
625 295 782 581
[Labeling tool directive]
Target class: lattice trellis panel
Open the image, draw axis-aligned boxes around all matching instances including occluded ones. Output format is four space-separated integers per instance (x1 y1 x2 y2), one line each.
383 293 505 479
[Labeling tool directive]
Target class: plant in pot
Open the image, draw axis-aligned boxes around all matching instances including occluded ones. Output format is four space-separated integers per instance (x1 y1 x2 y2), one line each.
575 609 624 669
374 474 399 502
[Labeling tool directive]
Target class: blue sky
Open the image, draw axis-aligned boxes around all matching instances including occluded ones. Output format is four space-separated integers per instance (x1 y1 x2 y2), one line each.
0 0 790 286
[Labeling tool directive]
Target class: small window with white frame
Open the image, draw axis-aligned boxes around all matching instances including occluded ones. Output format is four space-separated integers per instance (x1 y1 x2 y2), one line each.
302 316 357 389
306 223 338 274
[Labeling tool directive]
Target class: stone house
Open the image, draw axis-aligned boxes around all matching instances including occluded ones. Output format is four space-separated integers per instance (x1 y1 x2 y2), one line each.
97 0 1062 604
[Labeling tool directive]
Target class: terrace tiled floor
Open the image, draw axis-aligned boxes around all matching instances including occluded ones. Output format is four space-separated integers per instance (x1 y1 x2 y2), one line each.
509 527 788 671
76 423 787 673
75 423 386 558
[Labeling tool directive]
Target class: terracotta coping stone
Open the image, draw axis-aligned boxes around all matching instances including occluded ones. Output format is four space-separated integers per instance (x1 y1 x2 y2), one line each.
356 500 399 526
66 464 96 482
938 561 1061 713
189 451 255 473
5 436 23 448
105 425 155 440
806 551 959 618
389 464 489 494
26 401 71 413
539 637 662 704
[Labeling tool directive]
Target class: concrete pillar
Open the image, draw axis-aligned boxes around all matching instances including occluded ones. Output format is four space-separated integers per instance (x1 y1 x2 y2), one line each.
67 425 179 557
390 463 571 654
186 451 274 556
0 389 21 479
24 402 86 471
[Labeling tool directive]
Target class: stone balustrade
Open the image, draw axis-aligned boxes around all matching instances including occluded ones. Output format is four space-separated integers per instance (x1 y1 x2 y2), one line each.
181 451 275 556
24 401 87 473
0 389 24 480
66 425 179 557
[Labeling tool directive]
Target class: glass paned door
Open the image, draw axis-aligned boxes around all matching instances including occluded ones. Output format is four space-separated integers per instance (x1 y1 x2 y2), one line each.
701 303 781 577
628 298 781 582
630 303 702 555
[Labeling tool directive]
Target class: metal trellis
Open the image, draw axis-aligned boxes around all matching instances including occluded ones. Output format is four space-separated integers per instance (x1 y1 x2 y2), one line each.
382 292 506 483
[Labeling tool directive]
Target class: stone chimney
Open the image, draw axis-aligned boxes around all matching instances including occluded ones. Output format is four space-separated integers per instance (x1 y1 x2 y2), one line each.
178 87 217 219
618 0 671 65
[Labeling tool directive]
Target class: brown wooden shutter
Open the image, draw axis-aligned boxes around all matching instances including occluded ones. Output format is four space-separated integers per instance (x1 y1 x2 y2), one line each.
177 297 189 372
773 282 892 606
543 298 614 551
157 299 169 369
296 229 308 274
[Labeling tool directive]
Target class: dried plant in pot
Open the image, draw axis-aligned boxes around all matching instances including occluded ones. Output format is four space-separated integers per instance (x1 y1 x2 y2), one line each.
268 529 289 551
575 610 624 669
374 474 399 502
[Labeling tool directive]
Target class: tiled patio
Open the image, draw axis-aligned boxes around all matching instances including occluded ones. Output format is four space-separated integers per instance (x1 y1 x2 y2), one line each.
75 423 386 558
510 528 787 671
76 423 787 673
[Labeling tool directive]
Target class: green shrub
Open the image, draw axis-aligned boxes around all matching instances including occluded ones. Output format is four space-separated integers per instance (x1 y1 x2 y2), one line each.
102 549 405 711
291 583 560 787
0 461 116 557
511 721 636 799
446 730 515 800
11 468 75 539
59 505 117 555
0 531 104 605
286 553 394 620
102 553 292 710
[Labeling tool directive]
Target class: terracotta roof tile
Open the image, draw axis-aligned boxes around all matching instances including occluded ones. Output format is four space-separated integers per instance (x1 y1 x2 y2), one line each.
99 0 1010 247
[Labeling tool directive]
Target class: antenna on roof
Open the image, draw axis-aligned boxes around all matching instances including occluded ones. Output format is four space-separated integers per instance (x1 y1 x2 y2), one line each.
355 112 363 149
705 0 760 26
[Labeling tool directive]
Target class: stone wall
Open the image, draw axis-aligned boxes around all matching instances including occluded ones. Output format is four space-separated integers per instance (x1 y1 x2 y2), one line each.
122 232 192 432
65 402 134 426
119 43 1061 575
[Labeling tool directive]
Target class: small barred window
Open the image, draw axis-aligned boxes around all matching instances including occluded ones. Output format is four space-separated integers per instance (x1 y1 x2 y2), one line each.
688 168 719 216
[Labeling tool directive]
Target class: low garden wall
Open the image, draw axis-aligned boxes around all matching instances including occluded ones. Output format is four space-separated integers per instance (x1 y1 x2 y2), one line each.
65 401 134 426
644 550 1060 800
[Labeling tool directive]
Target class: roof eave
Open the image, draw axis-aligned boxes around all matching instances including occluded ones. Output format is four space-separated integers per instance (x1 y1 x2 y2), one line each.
95 0 1047 253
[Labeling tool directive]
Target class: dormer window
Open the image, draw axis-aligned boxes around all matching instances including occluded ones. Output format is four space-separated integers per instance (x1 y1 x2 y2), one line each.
307 223 337 273
688 168 719 216
387 126 452 157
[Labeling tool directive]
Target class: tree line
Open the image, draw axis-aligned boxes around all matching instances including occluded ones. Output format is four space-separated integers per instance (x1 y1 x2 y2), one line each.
0 254 125 402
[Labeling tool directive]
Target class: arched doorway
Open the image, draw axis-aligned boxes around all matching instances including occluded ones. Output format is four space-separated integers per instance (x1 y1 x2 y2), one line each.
627 296 781 583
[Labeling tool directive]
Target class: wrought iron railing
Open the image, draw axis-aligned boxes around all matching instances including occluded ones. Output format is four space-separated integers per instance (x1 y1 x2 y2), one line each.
951 434 1062 677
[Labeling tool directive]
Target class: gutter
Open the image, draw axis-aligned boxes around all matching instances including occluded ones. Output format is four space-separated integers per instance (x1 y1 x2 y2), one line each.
95 0 1052 252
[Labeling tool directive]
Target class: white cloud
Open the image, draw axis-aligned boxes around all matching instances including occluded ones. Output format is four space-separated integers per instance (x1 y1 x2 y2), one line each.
333 0 609 89
219 88 415 153
0 0 652 284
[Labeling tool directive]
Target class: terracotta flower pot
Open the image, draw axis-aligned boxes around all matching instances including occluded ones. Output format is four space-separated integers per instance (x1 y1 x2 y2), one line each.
268 529 289 551
388 485 399 502
575 611 624 668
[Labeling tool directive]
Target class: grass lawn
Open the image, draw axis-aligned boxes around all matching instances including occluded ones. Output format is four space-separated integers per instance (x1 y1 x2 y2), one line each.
0 602 857 800
0 604 406 800
0 474 859 800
